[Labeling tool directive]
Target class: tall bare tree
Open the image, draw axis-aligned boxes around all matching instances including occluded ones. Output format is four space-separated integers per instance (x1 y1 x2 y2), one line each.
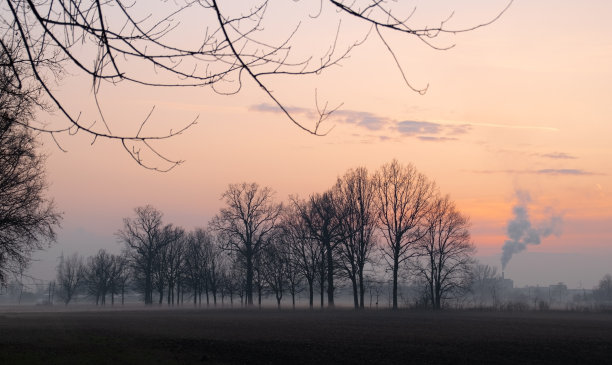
220 255 244 308
150 224 185 305
183 228 211 306
594 274 612 304
335 167 377 309
207 234 225 307
1 1 511 168
210 182 281 306
159 225 186 306
295 191 346 307
84 249 114 305
413 195 475 309
0 45 61 284
470 263 502 308
261 235 289 309
283 203 320 308
374 159 436 309
117 205 167 305
108 254 130 306
56 253 84 305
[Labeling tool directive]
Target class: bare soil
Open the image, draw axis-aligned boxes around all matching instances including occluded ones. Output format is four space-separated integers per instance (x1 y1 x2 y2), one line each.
1 307 611 364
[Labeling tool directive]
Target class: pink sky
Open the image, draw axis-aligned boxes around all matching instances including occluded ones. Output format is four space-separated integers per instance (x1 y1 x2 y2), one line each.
27 0 612 288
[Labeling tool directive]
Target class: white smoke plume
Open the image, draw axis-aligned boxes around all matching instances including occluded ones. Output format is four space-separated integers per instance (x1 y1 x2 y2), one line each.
501 190 563 270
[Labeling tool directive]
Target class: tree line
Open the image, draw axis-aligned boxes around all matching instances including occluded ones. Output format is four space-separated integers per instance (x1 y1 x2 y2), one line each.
57 160 475 310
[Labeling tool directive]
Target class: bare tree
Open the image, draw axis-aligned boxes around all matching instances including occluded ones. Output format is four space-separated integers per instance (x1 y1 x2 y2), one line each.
288 197 325 308
152 238 168 305
149 224 184 305
109 254 130 306
223 258 244 308
84 249 114 305
283 204 319 309
294 191 346 308
594 274 612 304
117 205 167 305
183 228 211 306
55 253 84 305
284 247 303 310
161 226 186 306
374 159 436 309
261 235 289 309
207 233 225 307
335 167 377 309
470 263 501 308
210 182 281 306
364 275 384 309
413 195 475 310
225 252 247 308
1 1 511 168
0 45 61 284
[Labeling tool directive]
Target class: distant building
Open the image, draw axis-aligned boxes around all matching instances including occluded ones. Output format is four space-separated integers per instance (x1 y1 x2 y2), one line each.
500 272 514 291
549 282 568 304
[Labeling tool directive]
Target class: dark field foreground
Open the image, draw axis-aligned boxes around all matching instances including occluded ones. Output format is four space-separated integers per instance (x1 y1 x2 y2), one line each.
1 308 611 364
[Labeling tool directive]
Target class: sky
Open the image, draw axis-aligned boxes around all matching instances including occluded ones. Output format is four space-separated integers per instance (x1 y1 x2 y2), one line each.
24 0 612 289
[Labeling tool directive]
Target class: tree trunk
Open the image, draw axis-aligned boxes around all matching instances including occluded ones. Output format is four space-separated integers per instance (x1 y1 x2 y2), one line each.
326 240 335 307
258 283 262 309
351 275 359 309
145 262 153 305
319 277 325 308
434 281 441 310
358 269 365 309
392 251 399 310
246 248 254 306
308 279 314 309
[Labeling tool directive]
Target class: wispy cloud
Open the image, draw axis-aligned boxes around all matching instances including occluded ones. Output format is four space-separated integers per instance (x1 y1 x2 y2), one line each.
448 124 473 135
251 104 389 131
332 110 389 131
250 103 556 143
250 103 311 116
396 120 469 141
537 152 578 160
536 169 597 176
467 122 560 132
397 121 442 136
471 169 602 176
417 136 458 142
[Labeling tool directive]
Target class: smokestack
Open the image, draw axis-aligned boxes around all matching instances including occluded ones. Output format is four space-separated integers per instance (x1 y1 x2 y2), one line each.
502 271 504 280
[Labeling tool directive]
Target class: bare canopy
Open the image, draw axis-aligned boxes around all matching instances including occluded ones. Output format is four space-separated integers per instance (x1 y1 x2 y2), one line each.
209 182 282 306
0 0 512 169
0 44 61 284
